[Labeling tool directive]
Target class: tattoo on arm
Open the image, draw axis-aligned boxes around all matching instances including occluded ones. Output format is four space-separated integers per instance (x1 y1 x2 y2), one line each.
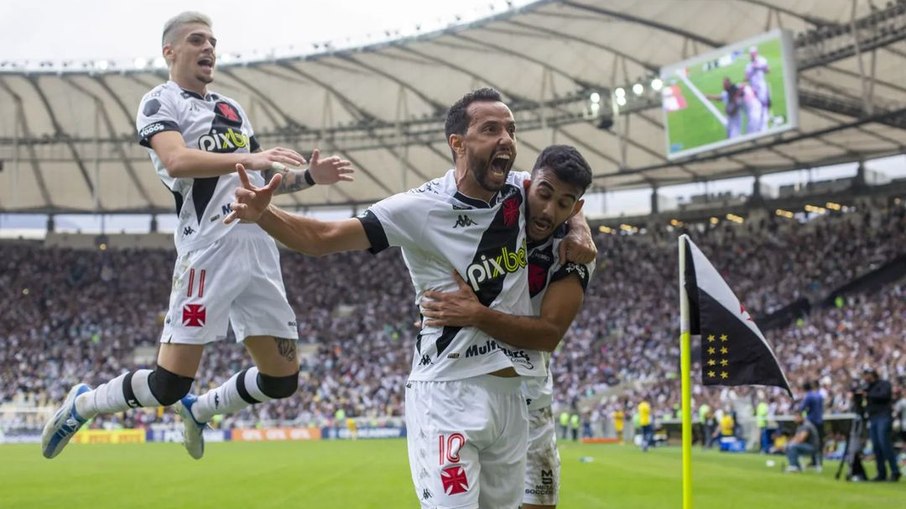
260 168 312 195
278 170 312 194
274 337 298 362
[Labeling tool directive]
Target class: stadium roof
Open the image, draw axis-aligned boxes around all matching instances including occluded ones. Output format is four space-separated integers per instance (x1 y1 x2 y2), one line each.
1 0 905 213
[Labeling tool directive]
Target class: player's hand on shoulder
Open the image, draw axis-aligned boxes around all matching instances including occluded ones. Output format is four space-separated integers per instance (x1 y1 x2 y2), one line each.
307 148 355 185
247 147 307 171
561 228 597 265
224 164 280 224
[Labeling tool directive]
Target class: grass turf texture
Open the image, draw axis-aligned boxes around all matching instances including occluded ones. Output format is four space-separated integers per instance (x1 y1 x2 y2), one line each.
665 38 789 156
3 439 901 508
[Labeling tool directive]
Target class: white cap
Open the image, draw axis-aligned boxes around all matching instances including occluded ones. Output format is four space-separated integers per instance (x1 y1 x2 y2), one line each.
749 46 758 54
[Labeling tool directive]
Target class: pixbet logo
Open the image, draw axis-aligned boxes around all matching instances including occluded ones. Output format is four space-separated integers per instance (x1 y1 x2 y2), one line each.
465 240 527 291
198 128 249 153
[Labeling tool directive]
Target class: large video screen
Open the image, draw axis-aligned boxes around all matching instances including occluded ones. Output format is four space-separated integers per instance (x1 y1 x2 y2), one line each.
661 29 799 160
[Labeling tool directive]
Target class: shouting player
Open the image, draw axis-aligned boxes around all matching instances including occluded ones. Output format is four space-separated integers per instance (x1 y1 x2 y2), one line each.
225 88 595 508
41 11 353 460
420 144 595 509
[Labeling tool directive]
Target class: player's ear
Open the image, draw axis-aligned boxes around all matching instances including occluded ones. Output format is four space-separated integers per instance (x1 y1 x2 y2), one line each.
569 199 585 219
449 134 464 159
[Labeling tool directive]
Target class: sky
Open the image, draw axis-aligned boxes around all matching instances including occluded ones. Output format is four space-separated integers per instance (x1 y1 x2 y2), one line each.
1 0 527 63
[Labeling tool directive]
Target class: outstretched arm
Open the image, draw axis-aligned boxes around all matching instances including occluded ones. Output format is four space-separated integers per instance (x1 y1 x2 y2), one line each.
420 272 585 352
150 131 307 179
225 164 370 256
260 148 354 195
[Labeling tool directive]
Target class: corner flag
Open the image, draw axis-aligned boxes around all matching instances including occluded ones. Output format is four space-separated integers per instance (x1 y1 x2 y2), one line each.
681 235 792 395
677 234 792 509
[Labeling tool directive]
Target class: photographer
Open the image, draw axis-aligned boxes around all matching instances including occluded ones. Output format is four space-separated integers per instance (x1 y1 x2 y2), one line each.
785 413 820 473
860 369 901 482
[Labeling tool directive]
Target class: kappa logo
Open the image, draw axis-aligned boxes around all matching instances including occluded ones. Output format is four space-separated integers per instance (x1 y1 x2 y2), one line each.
183 226 195 236
182 304 206 327
453 215 477 228
440 465 469 495
422 488 432 500
418 354 432 366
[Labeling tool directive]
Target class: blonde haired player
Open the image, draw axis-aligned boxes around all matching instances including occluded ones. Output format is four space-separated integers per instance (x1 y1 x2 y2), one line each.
41 11 353 460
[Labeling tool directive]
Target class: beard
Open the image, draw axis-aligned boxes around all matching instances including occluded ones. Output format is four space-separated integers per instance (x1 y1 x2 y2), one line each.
467 150 510 193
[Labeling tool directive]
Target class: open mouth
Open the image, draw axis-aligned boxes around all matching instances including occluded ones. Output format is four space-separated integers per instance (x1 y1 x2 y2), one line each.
489 152 512 175
197 56 215 70
531 218 552 234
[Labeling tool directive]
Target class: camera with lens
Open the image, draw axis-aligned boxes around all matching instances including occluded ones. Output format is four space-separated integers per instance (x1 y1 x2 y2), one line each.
849 381 867 417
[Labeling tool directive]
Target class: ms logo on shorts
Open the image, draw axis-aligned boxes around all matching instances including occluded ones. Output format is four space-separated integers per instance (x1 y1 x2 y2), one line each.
440 465 469 495
182 304 206 327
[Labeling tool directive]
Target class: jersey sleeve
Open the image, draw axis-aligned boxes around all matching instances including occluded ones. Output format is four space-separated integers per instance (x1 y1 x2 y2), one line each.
136 88 181 148
549 259 594 292
356 192 426 254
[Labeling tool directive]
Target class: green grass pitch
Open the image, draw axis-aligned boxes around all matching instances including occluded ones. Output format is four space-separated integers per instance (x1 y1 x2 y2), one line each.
665 38 789 156
3 440 901 508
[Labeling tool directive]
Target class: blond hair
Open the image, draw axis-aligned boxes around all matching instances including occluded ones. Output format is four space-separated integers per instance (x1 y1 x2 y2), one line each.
162 11 212 47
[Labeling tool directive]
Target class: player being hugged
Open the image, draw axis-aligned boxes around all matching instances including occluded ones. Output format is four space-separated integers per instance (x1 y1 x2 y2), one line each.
41 11 353 461
225 89 596 509
420 145 595 509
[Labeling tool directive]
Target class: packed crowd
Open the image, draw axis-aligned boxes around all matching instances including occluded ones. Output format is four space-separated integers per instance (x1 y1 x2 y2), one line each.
1 197 903 430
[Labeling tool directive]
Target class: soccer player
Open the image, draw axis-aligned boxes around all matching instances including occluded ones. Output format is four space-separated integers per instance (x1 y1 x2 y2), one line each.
706 77 743 139
418 145 595 509
745 46 771 131
41 11 353 460
225 88 595 509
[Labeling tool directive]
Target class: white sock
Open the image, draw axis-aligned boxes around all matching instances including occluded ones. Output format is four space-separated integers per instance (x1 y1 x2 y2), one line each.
74 370 161 419
191 367 271 423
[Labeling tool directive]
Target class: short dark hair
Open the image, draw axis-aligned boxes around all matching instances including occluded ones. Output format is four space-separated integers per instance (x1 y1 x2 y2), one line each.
802 381 813 391
531 145 593 195
444 88 503 162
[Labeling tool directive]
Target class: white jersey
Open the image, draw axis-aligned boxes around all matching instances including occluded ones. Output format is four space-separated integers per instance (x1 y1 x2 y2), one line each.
136 81 269 253
745 56 769 99
521 226 594 411
358 169 545 381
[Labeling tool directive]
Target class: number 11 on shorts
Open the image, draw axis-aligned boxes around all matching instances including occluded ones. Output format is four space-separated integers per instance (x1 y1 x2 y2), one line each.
439 433 465 465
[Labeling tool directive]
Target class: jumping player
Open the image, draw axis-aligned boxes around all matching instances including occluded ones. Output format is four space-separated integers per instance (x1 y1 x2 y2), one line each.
41 11 353 460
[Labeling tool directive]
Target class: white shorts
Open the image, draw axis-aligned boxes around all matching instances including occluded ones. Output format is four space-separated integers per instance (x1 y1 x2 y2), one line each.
405 374 528 509
160 226 298 344
524 406 560 506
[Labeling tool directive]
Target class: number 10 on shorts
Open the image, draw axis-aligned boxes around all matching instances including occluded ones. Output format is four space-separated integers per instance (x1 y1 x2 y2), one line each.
439 433 466 465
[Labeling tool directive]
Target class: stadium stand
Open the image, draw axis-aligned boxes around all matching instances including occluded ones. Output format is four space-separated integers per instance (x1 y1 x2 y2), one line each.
1 195 902 436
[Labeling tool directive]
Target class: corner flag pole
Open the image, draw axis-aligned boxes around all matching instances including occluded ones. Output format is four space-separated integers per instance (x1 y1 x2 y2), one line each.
678 235 693 509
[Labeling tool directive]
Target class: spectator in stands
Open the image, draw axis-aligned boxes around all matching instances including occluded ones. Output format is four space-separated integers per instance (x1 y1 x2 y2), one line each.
785 413 821 473
862 369 901 481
